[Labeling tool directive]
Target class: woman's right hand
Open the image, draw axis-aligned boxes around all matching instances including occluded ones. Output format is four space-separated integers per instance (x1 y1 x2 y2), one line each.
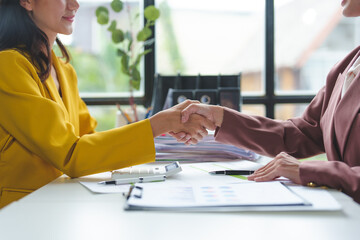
149 100 216 143
181 103 224 127
169 103 225 144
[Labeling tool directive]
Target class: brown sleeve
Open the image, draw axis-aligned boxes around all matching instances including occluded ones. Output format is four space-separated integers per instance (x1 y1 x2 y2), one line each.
300 161 360 203
214 107 324 158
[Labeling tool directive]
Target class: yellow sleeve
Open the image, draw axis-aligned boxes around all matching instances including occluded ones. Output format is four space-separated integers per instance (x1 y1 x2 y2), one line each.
0 50 155 177
78 97 97 135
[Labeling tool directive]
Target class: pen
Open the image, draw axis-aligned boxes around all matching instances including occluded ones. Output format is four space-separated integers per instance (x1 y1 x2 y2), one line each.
209 170 255 175
116 103 132 123
98 175 166 185
131 103 138 122
144 106 153 119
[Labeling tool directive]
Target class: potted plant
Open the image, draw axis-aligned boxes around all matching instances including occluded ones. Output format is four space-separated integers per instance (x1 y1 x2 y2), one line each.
95 0 160 121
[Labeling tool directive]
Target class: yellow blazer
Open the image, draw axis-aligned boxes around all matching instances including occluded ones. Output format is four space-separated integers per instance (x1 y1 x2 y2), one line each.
0 50 155 208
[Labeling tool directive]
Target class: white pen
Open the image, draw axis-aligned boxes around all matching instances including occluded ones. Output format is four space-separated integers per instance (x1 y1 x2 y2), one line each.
98 175 166 185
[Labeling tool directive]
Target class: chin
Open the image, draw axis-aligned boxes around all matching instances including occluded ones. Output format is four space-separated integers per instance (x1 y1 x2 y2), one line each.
342 7 360 17
60 30 74 36
343 12 360 17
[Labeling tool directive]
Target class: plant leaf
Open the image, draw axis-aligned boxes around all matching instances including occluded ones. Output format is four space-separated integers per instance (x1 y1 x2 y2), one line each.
96 11 109 25
132 68 141 81
132 79 141 90
121 55 130 75
127 39 133 52
144 6 160 21
136 27 152 41
132 49 152 68
117 49 126 57
112 29 124 43
125 31 133 41
124 31 133 51
131 68 141 90
111 0 123 12
95 6 108 17
107 20 117 32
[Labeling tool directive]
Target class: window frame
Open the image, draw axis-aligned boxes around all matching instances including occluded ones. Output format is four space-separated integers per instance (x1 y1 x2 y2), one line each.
83 0 316 119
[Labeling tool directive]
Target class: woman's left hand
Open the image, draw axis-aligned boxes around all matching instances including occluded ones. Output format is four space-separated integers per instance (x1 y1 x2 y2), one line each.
247 152 301 184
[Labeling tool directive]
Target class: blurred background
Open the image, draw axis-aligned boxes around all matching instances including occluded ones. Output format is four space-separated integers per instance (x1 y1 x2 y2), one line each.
58 0 359 130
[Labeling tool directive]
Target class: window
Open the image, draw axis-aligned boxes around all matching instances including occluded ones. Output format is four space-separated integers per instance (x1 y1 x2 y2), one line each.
274 0 359 118
60 0 144 97
61 0 359 130
57 0 145 130
155 0 360 118
155 0 265 115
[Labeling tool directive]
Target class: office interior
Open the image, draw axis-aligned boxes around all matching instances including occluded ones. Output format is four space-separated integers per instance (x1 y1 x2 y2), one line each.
63 0 355 131
1 1 360 239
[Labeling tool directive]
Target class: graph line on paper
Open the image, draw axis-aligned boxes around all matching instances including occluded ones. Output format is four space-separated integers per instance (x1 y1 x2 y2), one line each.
188 165 209 173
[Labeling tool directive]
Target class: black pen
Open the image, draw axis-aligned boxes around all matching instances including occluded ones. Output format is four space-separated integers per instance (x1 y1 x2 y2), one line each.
209 170 255 175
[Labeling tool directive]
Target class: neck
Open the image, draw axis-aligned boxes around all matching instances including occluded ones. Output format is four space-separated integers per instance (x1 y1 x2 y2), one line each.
41 28 56 49
48 35 56 49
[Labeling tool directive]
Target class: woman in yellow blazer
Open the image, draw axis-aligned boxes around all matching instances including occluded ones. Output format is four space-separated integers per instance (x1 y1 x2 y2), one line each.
0 0 214 208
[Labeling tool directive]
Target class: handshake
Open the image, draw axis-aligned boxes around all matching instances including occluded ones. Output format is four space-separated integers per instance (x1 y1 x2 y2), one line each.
149 100 225 145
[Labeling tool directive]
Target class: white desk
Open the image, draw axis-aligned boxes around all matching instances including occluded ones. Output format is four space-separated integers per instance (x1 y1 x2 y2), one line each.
0 161 359 240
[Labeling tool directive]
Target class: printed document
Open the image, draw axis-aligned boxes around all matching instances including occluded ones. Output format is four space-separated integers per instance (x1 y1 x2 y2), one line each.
125 181 308 210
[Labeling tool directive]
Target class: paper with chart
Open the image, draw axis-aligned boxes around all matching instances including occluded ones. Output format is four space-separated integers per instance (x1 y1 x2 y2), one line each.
138 161 342 211
125 181 308 210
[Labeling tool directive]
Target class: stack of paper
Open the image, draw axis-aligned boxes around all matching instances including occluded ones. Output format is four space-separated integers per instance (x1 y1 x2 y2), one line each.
155 134 259 162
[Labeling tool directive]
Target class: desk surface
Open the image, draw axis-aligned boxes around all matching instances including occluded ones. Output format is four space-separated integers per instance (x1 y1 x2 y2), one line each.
0 161 359 240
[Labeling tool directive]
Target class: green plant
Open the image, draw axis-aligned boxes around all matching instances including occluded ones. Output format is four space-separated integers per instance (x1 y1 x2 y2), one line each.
95 0 160 120
95 0 160 90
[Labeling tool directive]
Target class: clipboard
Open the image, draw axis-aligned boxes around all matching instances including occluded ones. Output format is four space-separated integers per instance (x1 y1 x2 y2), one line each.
124 182 312 212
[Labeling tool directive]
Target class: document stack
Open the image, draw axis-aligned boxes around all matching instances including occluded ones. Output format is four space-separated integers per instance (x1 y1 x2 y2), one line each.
155 134 259 162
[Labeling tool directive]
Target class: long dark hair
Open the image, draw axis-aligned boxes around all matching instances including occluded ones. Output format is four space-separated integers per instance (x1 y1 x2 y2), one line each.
0 0 70 82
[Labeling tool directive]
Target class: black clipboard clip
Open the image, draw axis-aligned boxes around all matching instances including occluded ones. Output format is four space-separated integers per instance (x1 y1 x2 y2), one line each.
126 185 143 200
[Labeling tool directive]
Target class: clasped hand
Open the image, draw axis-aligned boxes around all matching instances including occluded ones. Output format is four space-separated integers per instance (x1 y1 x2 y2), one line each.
169 102 224 144
167 100 217 144
150 100 216 144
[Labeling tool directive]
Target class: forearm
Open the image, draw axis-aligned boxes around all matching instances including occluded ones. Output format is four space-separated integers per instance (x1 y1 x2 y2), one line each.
215 108 324 158
149 110 174 137
59 120 156 177
300 161 360 203
210 105 224 127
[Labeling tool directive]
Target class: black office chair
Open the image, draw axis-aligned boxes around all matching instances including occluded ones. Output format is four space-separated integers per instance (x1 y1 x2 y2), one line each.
150 73 242 116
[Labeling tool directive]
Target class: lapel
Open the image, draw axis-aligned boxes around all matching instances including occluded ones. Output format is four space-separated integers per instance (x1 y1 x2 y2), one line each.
43 51 70 122
319 46 360 161
322 73 344 160
44 77 70 122
322 48 360 161
335 71 360 159
51 51 72 113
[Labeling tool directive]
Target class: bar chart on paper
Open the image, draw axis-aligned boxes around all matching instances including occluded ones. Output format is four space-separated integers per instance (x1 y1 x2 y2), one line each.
125 181 308 210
